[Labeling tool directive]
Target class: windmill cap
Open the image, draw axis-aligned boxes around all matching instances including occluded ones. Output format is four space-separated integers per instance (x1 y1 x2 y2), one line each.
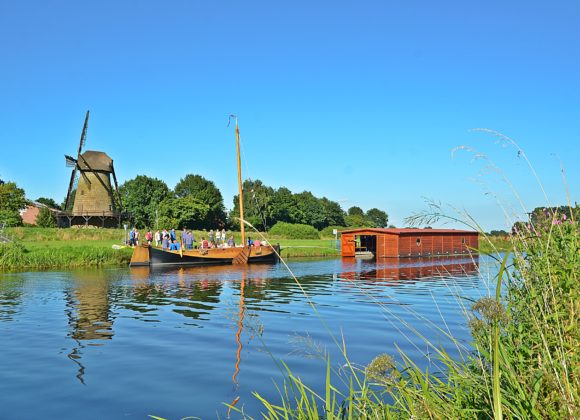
78 150 113 171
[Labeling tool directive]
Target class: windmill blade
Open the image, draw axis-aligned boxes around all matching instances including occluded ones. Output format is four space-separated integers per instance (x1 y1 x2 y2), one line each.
65 155 78 167
80 170 91 185
64 168 78 211
77 110 90 157
111 161 123 212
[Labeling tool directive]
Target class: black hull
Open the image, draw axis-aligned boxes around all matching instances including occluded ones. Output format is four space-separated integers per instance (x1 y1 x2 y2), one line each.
131 246 280 267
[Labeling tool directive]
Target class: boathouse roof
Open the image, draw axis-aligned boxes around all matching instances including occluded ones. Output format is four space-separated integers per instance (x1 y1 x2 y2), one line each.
339 228 477 235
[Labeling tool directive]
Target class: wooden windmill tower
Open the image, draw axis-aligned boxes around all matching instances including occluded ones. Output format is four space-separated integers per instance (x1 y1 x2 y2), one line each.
59 111 123 227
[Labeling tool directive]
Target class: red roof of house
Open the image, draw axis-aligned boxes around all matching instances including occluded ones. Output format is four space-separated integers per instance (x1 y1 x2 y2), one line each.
339 228 477 235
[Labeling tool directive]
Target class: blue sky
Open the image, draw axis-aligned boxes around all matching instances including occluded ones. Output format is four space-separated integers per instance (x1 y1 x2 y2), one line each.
1 1 578 231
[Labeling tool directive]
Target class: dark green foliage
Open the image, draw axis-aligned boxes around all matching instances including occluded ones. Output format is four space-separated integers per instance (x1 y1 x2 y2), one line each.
35 207 56 228
344 213 366 227
0 181 26 226
269 187 296 224
231 181 346 231
156 196 209 230
119 175 170 229
35 197 61 210
174 174 226 227
365 208 388 227
293 191 327 229
320 197 346 227
345 206 388 228
347 206 364 216
230 179 274 230
269 222 320 239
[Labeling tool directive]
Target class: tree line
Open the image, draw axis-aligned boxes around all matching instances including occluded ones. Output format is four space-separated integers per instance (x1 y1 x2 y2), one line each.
118 174 390 231
0 175 390 231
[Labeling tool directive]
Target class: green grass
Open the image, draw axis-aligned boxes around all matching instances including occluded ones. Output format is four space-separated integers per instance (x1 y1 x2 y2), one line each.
0 227 131 270
1 226 509 270
0 228 341 270
238 217 579 419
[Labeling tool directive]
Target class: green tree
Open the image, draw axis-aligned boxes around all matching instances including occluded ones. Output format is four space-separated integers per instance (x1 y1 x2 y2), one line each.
365 208 388 227
230 179 275 230
294 191 327 230
157 196 209 230
119 175 171 228
345 213 366 227
174 174 226 227
36 197 61 210
35 207 56 227
320 197 346 227
270 187 296 224
0 181 26 226
347 206 364 217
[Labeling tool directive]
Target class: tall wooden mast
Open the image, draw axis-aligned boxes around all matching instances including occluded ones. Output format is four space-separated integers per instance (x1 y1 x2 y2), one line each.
235 118 245 246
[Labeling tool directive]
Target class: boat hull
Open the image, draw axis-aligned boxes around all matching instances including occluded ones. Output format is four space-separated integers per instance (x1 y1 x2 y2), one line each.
130 245 279 267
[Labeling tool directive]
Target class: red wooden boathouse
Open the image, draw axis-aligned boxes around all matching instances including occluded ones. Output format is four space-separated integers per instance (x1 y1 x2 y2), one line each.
340 228 478 258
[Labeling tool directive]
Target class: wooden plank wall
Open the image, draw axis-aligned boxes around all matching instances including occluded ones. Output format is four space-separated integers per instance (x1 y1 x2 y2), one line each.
341 234 355 257
342 231 478 258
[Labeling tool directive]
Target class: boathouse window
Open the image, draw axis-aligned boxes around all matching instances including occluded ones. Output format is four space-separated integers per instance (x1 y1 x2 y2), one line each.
416 238 421 246
462 237 466 244
80 190 84 196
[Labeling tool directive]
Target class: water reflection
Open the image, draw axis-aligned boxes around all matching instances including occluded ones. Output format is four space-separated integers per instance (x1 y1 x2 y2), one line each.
0 257 494 419
120 268 223 324
339 256 479 283
0 289 22 322
65 271 116 384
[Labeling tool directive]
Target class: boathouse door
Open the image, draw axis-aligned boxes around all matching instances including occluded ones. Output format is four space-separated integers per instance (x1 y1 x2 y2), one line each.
341 234 355 257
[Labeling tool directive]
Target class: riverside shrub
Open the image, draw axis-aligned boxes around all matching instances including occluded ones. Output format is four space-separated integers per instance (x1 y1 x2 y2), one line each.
268 222 320 239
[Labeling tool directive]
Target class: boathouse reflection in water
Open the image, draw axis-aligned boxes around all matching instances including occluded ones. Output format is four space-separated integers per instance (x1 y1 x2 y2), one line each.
338 256 479 283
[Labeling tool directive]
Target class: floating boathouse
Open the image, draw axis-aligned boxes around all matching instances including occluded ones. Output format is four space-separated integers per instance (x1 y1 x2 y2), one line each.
340 228 479 258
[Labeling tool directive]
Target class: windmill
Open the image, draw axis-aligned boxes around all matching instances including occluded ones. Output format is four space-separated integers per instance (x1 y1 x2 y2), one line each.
60 111 123 227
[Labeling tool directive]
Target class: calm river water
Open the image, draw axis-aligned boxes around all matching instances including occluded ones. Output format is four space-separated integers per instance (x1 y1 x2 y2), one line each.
0 256 495 419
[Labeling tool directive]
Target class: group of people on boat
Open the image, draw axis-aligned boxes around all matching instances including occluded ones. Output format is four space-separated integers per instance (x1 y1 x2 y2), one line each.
127 227 268 252
150 227 238 252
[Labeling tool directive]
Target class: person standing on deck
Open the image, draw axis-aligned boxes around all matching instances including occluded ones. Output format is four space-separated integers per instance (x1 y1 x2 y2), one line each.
184 230 193 250
221 228 226 245
216 229 221 247
154 230 161 247
170 228 176 242
209 230 214 246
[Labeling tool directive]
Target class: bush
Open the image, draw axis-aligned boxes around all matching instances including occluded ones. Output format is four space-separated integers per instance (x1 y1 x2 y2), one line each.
35 207 56 228
319 225 346 239
268 222 320 239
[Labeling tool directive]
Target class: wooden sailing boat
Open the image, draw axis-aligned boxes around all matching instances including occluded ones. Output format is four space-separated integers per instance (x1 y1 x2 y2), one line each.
129 118 280 267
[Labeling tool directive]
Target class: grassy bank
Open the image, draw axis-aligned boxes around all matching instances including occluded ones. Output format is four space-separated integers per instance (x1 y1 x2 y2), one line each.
242 220 578 418
0 228 340 269
1 227 508 270
1 227 131 270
